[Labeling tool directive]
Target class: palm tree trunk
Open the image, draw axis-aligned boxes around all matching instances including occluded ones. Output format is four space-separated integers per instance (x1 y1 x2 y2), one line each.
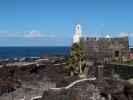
79 57 82 74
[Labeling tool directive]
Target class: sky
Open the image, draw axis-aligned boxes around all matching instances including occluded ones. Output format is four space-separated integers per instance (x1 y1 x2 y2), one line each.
0 0 133 46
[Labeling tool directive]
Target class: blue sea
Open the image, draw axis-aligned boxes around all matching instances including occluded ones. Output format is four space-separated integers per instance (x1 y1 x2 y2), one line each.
0 47 70 59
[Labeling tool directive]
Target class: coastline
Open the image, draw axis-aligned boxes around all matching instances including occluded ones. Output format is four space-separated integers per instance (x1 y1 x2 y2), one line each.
0 46 70 59
0 54 68 100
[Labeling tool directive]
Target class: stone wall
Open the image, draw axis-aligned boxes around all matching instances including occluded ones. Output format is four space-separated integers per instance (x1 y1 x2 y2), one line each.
81 36 129 62
104 64 133 80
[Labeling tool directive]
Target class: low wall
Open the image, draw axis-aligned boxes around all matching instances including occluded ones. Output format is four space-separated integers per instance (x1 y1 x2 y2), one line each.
104 64 133 80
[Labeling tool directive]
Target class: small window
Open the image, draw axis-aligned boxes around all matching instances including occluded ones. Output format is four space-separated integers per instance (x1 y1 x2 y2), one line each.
115 50 119 57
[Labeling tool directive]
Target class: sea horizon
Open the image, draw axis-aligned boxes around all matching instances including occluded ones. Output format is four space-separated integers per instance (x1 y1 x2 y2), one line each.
0 46 70 59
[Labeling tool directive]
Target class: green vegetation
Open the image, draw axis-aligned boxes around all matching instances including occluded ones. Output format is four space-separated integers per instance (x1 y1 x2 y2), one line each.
111 59 133 66
65 42 86 76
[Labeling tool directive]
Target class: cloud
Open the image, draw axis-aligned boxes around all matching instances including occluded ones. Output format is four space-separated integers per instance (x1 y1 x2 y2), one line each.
0 32 21 38
129 33 133 37
119 32 133 37
24 30 44 38
105 34 111 38
0 30 70 39
119 32 129 37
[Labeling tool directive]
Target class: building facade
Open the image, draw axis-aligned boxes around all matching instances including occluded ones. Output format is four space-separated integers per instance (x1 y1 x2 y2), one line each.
80 36 129 63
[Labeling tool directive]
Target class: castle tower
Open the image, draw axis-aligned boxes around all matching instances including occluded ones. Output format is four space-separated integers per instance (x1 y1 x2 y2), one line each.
73 24 82 43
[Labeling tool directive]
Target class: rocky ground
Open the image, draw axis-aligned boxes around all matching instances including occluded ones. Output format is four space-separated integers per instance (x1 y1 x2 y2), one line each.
41 79 133 100
0 55 133 100
0 55 70 100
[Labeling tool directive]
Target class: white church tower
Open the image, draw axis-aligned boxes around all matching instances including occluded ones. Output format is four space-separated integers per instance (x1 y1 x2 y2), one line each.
73 24 82 43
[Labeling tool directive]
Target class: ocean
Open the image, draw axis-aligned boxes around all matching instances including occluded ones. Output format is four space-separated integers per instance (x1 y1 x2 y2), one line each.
0 47 70 59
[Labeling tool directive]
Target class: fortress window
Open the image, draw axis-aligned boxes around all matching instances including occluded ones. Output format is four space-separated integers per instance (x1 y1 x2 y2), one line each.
115 50 119 57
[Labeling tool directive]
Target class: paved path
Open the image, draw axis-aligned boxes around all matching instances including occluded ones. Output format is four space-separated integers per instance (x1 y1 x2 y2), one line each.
31 96 42 100
21 77 96 100
51 77 96 90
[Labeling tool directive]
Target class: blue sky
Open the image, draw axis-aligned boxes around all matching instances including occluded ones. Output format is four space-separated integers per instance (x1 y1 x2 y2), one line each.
0 0 133 46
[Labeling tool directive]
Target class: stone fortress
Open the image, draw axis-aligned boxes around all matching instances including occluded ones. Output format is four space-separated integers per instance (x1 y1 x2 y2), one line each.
40 25 133 100
73 24 129 63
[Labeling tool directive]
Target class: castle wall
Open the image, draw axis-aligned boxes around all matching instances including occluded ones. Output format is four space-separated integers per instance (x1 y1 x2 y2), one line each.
81 36 129 63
